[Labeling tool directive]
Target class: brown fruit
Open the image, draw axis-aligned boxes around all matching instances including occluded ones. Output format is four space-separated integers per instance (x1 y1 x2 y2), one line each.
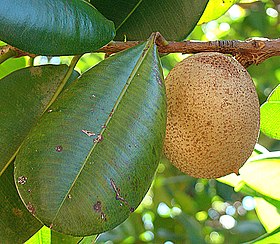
164 52 260 179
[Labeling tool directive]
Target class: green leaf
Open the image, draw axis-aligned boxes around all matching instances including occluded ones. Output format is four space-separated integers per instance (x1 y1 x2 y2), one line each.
244 226 280 244
90 0 208 40
239 0 259 3
260 84 280 140
218 173 243 188
239 152 280 201
0 0 115 55
175 213 205 244
198 0 239 25
51 230 83 243
0 65 76 176
254 197 280 233
0 163 42 243
0 56 28 79
14 37 167 236
79 235 98 243
25 226 51 244
25 226 89 244
218 145 269 189
253 143 269 155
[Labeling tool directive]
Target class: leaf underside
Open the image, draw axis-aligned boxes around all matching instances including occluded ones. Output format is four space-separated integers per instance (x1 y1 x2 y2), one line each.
14 38 167 236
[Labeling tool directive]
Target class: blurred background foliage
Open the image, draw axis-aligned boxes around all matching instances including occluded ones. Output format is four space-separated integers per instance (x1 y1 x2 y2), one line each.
1 0 280 243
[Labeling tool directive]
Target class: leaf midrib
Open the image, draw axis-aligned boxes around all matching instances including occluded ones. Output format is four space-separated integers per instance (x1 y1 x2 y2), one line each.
116 0 143 31
52 39 154 224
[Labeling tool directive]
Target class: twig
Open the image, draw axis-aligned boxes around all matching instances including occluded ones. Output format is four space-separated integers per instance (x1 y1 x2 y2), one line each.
98 36 280 68
0 46 17 65
2 34 280 68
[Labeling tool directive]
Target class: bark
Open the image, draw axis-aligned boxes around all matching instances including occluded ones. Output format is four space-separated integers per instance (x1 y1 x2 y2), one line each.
2 33 280 68
99 35 280 68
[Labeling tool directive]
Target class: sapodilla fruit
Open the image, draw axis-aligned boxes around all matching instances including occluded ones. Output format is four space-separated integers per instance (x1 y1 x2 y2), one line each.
164 52 260 179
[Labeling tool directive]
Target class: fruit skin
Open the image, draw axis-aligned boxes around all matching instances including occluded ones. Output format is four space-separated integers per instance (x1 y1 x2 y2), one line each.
164 52 260 179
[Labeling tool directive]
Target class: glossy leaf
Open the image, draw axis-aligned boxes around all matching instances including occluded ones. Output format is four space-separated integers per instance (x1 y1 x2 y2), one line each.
51 230 83 243
0 65 77 176
218 145 269 189
0 163 42 243
90 0 208 40
198 0 239 25
260 84 280 140
253 143 269 155
0 0 115 55
218 173 243 188
14 37 167 236
244 226 280 244
254 197 280 233
239 0 259 3
25 226 51 244
25 226 88 244
79 235 98 243
0 56 28 79
239 152 280 201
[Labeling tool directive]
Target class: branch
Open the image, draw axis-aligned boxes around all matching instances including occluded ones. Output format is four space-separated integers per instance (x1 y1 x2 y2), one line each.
98 36 280 68
0 45 17 65
2 34 280 68
0 45 36 65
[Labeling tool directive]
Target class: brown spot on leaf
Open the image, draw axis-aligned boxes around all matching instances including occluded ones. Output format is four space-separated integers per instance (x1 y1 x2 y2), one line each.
93 201 102 213
82 130 95 137
26 202 35 215
110 178 126 202
94 134 103 143
30 67 42 77
55 145 63 152
109 109 114 117
110 178 134 213
101 212 107 221
12 208 23 217
18 176 27 185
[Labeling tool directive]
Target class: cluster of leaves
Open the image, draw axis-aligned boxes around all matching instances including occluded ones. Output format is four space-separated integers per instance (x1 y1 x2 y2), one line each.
0 0 280 243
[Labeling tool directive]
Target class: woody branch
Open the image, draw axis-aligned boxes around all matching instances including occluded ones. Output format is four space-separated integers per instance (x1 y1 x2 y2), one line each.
98 34 280 68
2 33 280 68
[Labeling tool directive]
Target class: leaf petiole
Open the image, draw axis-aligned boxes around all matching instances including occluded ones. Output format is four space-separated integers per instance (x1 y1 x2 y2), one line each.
44 55 81 112
0 46 17 65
